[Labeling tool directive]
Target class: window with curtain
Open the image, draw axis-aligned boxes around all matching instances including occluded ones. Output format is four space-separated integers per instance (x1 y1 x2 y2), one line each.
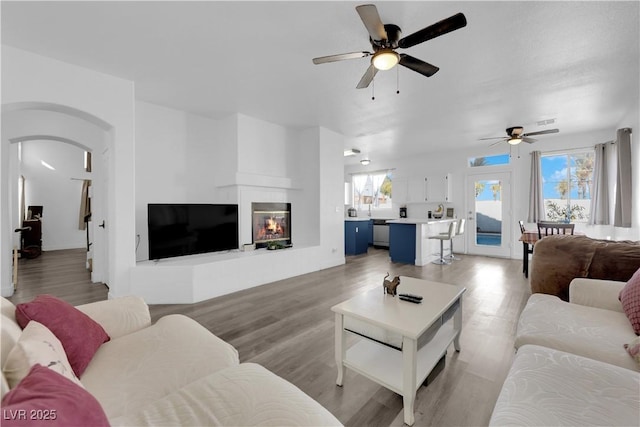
541 150 595 222
352 170 393 210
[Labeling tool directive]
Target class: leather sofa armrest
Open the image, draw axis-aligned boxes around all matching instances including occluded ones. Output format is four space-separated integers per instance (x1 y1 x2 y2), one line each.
76 296 152 339
568 278 625 313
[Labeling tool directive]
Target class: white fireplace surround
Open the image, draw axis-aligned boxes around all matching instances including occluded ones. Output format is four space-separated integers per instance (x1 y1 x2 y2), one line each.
129 113 346 304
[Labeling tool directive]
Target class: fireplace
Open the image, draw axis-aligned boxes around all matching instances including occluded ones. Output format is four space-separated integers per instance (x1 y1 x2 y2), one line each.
251 202 292 248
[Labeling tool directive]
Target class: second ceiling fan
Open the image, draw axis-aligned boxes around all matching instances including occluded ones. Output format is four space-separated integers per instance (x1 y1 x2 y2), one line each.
312 4 467 88
480 126 560 146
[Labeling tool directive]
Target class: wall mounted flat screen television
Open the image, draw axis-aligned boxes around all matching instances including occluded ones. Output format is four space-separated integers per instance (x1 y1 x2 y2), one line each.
148 203 239 260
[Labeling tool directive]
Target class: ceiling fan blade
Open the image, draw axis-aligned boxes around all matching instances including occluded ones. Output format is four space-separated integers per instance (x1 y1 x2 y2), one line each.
356 64 378 89
356 4 388 41
398 12 467 49
398 54 439 77
479 136 507 141
522 128 559 137
312 51 371 64
489 139 507 147
522 137 537 143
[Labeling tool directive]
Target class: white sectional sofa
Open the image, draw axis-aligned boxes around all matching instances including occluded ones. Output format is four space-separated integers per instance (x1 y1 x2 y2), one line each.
515 278 638 371
1 295 342 426
490 278 640 426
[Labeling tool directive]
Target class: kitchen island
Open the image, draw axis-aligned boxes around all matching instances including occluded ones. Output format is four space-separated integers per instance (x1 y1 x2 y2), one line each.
387 218 458 265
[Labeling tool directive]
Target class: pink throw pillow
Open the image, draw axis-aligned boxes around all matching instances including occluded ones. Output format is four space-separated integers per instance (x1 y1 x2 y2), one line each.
619 267 640 335
0 364 110 427
15 295 109 377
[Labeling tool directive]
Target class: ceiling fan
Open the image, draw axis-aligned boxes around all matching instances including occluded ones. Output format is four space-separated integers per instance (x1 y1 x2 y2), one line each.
312 4 467 89
480 126 560 146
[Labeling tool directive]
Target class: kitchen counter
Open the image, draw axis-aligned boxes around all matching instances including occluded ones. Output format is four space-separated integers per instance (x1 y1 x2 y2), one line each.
388 219 457 265
344 217 372 222
387 218 457 225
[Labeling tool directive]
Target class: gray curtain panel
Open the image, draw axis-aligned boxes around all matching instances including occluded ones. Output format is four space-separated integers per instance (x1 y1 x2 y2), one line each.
527 151 545 222
588 142 613 225
614 128 632 227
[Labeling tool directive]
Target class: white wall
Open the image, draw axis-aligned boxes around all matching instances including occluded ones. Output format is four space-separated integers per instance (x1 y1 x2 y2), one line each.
21 140 87 251
135 101 219 261
1 46 135 298
318 127 347 267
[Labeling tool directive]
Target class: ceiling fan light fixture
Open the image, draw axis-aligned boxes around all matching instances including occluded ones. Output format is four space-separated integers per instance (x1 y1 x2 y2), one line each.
360 158 371 166
507 137 521 145
372 50 400 70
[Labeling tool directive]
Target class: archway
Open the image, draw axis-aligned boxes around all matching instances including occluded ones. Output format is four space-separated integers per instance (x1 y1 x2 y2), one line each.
2 103 112 297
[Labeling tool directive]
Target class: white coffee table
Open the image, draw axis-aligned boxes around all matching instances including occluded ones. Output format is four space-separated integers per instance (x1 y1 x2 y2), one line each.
331 276 465 426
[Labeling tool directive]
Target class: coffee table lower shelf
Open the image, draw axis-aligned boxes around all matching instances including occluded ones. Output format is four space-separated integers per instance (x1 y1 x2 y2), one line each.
343 321 457 395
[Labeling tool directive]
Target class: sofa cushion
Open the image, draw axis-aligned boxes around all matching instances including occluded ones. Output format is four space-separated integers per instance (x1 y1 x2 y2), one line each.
489 345 640 426
1 298 20 367
109 363 342 427
2 321 82 389
81 314 239 420
515 293 638 371
75 296 152 340
619 267 640 334
15 295 110 377
1 315 22 377
1 364 109 427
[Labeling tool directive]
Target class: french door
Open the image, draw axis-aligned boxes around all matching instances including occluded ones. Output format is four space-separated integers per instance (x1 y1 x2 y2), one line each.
466 172 512 258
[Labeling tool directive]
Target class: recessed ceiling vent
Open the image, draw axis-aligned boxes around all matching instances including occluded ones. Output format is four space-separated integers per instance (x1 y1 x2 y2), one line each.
536 118 556 126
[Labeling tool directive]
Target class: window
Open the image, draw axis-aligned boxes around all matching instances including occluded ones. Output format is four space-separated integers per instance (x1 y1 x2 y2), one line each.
468 154 510 167
541 150 594 222
352 170 393 210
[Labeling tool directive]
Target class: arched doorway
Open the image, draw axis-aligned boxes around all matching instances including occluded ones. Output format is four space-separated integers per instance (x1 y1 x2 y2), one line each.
2 103 112 296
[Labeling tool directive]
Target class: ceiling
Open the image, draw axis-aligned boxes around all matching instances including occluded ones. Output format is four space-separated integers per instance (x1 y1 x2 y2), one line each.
2 1 639 166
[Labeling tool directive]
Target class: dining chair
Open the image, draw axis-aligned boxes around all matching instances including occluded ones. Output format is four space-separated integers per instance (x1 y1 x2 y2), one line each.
519 221 533 278
537 221 575 239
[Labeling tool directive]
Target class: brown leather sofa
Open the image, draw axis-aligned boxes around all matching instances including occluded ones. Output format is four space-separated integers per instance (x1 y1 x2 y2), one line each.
530 235 640 301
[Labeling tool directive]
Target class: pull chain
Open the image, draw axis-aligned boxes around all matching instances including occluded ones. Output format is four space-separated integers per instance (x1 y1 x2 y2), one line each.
371 78 375 100
396 66 400 94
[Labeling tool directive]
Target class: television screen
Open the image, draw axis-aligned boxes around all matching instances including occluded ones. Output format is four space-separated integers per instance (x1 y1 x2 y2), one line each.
148 204 239 260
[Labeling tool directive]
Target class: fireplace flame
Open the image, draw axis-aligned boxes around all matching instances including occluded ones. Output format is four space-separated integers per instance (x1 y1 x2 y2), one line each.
256 216 286 241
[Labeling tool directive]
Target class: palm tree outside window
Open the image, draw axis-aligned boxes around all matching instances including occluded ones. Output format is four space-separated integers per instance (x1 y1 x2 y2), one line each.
541 150 595 222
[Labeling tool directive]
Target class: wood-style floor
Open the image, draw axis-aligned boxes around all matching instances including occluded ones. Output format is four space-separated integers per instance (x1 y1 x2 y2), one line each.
9 248 108 306
10 247 531 426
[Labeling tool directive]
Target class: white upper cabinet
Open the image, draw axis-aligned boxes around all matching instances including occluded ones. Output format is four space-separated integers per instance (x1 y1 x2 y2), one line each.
404 173 452 203
425 173 452 203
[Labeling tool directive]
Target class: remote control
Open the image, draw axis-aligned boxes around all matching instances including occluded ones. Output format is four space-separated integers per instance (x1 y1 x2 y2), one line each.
399 295 422 304
399 293 423 301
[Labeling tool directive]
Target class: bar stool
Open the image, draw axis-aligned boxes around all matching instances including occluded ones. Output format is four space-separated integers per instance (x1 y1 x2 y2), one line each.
445 218 465 261
429 221 456 265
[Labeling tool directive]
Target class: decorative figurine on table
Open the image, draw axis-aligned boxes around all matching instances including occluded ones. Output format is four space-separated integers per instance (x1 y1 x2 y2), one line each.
383 273 401 296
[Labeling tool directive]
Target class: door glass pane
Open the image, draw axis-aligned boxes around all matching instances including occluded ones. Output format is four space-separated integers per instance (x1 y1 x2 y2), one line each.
475 179 502 246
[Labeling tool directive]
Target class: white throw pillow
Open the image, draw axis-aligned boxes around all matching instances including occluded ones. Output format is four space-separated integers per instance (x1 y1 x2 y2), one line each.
2 320 83 389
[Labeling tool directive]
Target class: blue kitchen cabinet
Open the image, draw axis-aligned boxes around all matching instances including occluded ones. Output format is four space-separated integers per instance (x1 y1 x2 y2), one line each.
389 223 416 264
345 220 369 255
